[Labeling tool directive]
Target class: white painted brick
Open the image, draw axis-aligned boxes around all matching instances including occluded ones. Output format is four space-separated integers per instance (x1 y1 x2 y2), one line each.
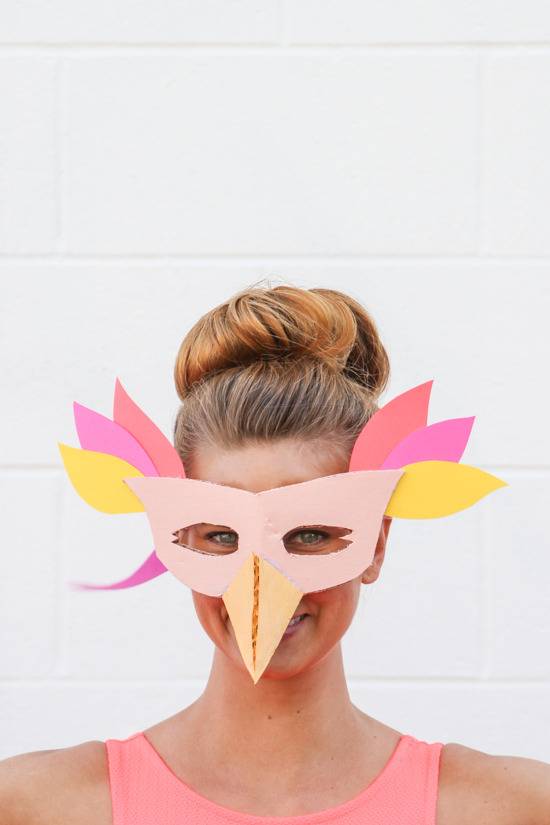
0 682 204 757
483 55 550 255
0 266 250 465
64 55 477 255
349 683 550 762
0 473 60 677
286 1 550 43
0 1 280 44
0 59 57 253
469 270 550 465
279 264 550 466
2 682 549 762
487 475 550 678
343 508 484 678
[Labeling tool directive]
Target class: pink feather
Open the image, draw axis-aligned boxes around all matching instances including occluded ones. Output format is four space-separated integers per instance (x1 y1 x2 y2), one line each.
348 381 433 471
70 550 167 590
113 379 185 478
73 402 158 477
381 416 475 469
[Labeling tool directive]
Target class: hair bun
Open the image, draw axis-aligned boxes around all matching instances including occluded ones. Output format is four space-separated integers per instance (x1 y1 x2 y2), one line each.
174 283 389 400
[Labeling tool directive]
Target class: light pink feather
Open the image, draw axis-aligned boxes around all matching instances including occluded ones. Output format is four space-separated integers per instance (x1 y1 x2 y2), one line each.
381 416 475 469
113 378 185 478
73 402 158 477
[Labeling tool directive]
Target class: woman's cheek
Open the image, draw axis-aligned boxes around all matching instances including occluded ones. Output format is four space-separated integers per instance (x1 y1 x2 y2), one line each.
307 578 362 635
306 578 361 609
192 592 228 644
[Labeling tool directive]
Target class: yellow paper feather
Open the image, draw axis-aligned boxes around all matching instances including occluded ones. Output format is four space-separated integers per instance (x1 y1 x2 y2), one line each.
58 443 145 513
385 460 507 519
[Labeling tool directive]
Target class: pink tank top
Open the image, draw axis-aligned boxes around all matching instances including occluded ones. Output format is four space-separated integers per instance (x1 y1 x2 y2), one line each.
105 731 443 824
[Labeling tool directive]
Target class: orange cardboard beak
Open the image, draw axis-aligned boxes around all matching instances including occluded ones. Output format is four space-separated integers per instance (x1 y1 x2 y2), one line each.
222 554 303 683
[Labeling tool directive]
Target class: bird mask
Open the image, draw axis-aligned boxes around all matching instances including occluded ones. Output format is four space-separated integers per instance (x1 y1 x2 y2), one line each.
58 379 506 683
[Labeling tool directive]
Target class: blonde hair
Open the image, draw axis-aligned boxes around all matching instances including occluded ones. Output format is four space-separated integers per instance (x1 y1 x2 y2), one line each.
173 282 390 473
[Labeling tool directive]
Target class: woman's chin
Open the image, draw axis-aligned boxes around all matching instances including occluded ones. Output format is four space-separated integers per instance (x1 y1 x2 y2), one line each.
258 643 321 682
257 658 309 682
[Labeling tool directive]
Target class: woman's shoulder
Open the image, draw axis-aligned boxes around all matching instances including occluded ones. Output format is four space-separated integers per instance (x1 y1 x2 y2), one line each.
2 731 549 825
0 739 111 825
436 739 550 825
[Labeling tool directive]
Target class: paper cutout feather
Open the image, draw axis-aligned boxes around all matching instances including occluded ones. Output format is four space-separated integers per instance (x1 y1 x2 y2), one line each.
347 382 506 517
58 378 506 591
113 378 185 478
58 379 185 589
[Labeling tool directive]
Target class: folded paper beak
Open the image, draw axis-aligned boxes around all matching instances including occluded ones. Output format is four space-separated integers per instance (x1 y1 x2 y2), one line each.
222 554 303 684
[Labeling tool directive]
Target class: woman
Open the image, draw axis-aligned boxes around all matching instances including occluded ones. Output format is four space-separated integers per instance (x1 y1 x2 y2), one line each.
1 284 549 824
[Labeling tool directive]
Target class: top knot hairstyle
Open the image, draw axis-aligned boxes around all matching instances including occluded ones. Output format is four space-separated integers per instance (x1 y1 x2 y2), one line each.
173 285 391 473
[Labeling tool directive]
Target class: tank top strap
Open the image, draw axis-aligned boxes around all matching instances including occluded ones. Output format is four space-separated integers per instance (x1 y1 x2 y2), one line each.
106 733 153 825
379 733 444 825
105 731 444 825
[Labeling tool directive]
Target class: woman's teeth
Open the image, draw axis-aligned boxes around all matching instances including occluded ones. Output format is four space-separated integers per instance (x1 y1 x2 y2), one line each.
280 613 308 641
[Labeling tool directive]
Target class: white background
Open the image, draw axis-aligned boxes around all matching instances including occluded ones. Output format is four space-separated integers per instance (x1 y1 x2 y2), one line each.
0 1 549 763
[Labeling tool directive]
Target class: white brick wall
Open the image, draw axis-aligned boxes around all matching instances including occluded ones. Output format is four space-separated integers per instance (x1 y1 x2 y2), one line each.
1 3 549 764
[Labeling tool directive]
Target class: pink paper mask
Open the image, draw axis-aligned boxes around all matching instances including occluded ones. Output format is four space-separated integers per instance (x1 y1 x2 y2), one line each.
58 378 507 681
124 471 403 597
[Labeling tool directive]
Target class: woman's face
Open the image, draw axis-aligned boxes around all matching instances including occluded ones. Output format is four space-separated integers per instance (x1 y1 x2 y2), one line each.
189 439 392 682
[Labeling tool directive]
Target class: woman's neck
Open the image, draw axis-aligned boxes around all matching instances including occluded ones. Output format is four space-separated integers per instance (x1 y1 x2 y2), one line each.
145 645 397 816
180 645 372 772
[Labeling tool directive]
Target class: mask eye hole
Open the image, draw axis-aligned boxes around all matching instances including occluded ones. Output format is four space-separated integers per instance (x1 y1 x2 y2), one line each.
283 525 352 556
171 523 239 556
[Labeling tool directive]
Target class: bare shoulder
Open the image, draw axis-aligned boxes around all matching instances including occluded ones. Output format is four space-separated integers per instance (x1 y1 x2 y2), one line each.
437 740 550 825
0 740 111 825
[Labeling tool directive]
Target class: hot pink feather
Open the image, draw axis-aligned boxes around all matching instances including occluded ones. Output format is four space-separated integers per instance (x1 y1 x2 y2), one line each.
73 402 159 477
71 550 167 590
71 379 184 590
381 417 475 469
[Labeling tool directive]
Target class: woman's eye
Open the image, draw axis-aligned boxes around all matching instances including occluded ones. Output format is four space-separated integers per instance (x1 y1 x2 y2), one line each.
171 524 239 555
206 531 238 546
283 526 352 555
293 530 328 545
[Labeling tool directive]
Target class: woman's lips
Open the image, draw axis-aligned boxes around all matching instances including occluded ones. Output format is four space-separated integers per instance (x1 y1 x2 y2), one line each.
281 613 309 638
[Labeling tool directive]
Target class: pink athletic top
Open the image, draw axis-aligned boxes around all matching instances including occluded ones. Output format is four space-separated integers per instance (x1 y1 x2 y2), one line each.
105 731 444 824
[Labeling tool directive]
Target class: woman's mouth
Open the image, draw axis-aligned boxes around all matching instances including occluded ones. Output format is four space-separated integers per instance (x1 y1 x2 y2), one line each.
281 612 309 638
